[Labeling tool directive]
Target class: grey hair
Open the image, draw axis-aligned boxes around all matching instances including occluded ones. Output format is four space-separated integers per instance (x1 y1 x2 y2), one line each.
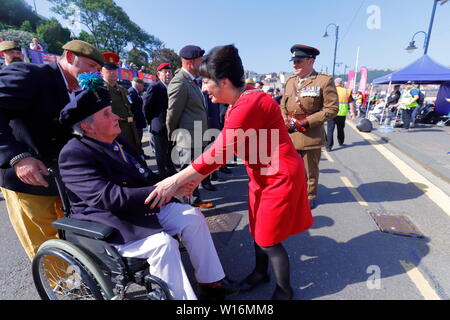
72 115 94 136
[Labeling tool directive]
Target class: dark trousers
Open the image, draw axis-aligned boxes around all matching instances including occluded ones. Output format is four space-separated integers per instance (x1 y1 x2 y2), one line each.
326 116 346 149
154 131 177 179
401 108 414 129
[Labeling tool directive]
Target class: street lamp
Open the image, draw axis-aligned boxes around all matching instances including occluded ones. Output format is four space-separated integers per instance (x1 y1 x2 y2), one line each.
423 0 448 54
323 23 339 77
405 31 428 54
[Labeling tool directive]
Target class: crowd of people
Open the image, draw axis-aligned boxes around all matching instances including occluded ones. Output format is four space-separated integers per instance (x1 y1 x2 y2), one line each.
7 36 416 301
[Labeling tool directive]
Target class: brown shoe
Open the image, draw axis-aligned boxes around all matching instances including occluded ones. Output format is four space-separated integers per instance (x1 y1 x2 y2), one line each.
192 201 215 209
197 278 239 300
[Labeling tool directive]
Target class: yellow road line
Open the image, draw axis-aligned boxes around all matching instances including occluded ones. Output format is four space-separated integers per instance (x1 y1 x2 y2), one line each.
399 261 441 300
322 149 334 163
347 120 450 217
340 176 368 206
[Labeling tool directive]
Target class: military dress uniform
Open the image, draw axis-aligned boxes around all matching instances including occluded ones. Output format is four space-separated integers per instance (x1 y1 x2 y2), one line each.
280 45 338 205
102 52 141 152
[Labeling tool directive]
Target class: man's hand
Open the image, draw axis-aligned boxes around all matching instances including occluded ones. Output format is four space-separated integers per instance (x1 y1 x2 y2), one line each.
290 118 309 133
13 157 49 187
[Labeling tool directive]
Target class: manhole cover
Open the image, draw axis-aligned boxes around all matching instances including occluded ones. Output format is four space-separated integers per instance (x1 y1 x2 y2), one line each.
370 212 425 239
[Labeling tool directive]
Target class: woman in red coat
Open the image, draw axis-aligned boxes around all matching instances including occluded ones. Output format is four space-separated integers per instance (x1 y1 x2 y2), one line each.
146 45 313 300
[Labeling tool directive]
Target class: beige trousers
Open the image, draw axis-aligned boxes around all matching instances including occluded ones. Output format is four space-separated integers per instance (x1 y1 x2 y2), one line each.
297 148 322 200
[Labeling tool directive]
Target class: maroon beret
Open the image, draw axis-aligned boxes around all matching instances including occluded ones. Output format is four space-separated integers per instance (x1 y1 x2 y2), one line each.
157 62 171 71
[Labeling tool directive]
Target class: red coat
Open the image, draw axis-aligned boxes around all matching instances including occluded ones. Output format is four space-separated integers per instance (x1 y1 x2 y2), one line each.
192 90 313 246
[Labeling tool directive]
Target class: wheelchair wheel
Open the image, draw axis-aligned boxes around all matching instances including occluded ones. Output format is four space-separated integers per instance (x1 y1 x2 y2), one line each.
32 239 115 300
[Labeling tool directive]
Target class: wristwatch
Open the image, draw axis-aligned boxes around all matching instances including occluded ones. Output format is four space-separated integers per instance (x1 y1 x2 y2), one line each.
9 152 33 167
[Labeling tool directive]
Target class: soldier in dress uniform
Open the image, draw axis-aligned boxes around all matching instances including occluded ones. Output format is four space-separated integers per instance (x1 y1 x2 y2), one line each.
280 44 339 209
101 52 142 152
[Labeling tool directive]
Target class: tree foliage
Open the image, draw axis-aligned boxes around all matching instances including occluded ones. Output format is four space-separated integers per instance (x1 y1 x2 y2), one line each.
36 18 71 55
148 48 181 75
48 0 163 57
0 29 46 50
0 0 41 30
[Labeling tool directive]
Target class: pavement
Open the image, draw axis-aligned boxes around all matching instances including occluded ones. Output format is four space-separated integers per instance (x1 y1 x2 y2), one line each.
356 118 450 184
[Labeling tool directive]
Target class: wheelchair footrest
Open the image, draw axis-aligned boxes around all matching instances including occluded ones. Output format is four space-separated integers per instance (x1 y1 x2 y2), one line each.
52 217 114 240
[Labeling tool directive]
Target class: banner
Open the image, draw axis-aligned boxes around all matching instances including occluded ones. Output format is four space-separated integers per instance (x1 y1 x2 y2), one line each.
138 72 156 83
358 67 368 95
435 81 450 116
347 70 355 91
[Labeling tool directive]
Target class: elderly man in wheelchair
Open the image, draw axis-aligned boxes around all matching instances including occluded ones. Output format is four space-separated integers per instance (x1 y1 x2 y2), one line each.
32 74 237 300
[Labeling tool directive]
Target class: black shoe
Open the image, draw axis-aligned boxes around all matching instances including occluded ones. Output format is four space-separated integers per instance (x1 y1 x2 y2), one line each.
239 273 270 292
338 141 344 146
197 278 240 300
325 146 332 152
202 180 217 191
271 285 293 300
309 199 318 209
219 167 232 174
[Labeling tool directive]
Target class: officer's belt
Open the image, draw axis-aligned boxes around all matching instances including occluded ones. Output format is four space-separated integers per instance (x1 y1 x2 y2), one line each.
288 111 312 120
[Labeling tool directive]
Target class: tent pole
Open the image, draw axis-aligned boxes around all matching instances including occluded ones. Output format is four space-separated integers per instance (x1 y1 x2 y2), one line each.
380 81 392 125
365 85 374 119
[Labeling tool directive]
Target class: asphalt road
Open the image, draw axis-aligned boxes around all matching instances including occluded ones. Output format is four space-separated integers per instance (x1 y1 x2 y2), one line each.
1 121 449 300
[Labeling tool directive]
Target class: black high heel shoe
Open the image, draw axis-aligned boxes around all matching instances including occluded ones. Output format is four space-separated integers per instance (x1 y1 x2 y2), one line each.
239 273 270 292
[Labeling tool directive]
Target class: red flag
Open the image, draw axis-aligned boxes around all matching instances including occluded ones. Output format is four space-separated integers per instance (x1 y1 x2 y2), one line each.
120 68 133 80
138 72 156 83
358 67 368 95
42 53 59 64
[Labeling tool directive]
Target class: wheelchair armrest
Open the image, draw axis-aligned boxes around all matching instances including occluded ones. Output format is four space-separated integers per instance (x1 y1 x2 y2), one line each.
52 217 115 240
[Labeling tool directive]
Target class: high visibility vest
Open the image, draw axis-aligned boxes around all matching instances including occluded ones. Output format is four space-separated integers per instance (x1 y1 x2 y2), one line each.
399 88 419 109
336 86 352 116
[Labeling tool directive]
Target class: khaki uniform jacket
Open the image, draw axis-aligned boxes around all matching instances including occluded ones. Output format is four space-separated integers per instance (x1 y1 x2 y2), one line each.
106 82 141 151
166 69 208 149
280 70 339 150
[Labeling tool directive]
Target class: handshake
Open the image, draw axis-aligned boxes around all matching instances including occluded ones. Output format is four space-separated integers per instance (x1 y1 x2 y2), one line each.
285 117 309 133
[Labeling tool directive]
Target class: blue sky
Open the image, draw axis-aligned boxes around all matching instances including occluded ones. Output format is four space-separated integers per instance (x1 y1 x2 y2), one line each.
26 0 450 74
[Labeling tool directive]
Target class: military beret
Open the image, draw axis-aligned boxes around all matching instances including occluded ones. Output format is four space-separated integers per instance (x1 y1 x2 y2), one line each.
157 62 171 71
60 88 112 128
62 40 104 66
290 44 320 61
179 45 205 60
0 41 21 52
102 52 120 70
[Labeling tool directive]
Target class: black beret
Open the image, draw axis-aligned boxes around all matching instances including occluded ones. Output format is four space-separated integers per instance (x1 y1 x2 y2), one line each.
290 44 320 61
60 87 112 128
179 45 205 60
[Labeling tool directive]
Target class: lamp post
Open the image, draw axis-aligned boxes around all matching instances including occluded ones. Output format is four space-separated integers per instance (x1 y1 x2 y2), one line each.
405 31 428 54
423 0 448 54
323 23 339 77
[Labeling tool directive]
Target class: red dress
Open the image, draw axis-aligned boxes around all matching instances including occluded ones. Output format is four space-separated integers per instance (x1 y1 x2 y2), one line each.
192 90 313 246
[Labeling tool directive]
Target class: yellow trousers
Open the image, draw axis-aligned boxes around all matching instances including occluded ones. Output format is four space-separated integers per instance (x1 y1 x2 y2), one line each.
1 188 63 260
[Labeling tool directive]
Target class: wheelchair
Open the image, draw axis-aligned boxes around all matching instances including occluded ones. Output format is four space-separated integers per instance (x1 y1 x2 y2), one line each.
32 168 172 300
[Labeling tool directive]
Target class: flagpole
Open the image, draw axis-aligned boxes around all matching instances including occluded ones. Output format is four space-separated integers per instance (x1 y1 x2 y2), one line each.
353 46 360 93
